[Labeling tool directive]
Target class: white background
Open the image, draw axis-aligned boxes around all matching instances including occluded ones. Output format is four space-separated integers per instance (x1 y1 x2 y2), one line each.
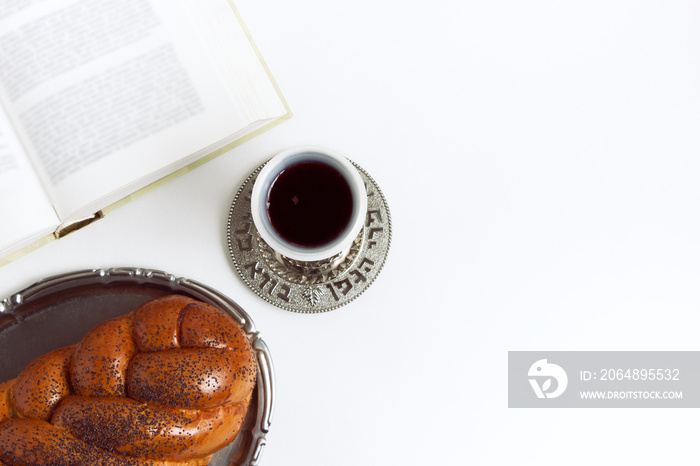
2 0 700 464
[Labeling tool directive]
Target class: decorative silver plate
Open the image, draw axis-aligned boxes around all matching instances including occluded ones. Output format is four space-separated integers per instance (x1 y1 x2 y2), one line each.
0 267 274 466
227 160 391 313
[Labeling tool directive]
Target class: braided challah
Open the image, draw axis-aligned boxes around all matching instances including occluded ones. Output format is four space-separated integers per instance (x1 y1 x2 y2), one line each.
0 295 257 465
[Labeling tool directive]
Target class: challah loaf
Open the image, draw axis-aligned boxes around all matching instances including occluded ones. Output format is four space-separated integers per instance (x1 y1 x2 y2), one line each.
0 295 256 466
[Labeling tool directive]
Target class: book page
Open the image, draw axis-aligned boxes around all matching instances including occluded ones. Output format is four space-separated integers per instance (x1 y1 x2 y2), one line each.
0 0 259 220
0 107 58 255
180 0 289 123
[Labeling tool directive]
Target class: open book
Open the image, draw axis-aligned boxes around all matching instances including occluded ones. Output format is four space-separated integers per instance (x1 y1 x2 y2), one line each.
0 0 290 265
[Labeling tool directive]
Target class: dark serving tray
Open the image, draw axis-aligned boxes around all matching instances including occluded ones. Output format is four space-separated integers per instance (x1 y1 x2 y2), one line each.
0 267 274 466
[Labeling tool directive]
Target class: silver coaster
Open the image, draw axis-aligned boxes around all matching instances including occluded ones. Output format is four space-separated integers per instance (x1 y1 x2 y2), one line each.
227 161 391 313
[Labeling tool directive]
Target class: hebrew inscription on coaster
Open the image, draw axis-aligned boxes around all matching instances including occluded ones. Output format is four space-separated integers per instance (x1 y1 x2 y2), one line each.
227 161 391 313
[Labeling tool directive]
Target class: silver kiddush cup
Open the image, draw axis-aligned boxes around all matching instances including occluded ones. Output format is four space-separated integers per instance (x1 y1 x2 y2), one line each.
250 147 368 277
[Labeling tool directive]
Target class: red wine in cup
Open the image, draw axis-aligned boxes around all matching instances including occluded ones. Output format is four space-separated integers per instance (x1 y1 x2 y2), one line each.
266 161 353 249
